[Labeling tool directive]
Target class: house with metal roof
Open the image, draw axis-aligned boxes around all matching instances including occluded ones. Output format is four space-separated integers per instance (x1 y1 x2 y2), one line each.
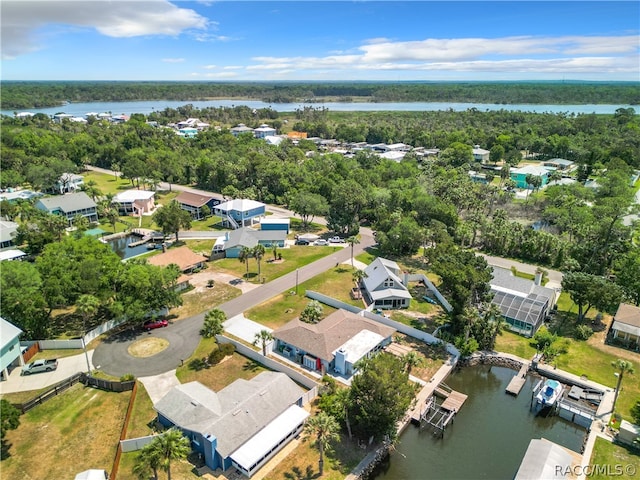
230 123 254 137
213 199 266 229
490 267 557 337
514 438 578 480
510 165 551 189
0 220 19 248
112 189 155 216
272 309 396 377
154 372 309 477
608 303 640 350
35 192 98 224
543 158 575 171
221 227 287 258
175 191 220 220
472 146 490 163
1 317 24 380
362 257 412 310
253 124 277 139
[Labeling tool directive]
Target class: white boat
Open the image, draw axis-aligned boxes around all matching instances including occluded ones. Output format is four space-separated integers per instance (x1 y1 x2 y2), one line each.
535 379 563 407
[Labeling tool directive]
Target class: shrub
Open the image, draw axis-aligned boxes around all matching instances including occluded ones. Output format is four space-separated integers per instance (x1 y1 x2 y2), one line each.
120 373 135 382
631 400 640 425
208 347 225 365
575 325 593 341
219 343 235 356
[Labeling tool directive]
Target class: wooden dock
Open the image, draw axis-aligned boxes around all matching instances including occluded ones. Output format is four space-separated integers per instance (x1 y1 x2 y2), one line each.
418 383 468 437
442 391 468 413
506 362 530 396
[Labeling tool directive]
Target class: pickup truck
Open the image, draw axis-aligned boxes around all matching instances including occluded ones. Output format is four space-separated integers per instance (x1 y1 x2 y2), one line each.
21 359 58 375
328 236 345 243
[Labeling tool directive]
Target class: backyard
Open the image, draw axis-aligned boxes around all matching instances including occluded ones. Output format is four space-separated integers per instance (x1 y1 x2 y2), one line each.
1 383 131 479
589 438 640 480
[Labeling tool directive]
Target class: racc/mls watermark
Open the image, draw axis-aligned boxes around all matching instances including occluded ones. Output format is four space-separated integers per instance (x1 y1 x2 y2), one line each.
556 464 637 477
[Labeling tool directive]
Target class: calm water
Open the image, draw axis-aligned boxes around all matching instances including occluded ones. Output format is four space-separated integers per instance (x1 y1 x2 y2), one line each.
105 234 157 260
372 365 586 480
2 100 636 117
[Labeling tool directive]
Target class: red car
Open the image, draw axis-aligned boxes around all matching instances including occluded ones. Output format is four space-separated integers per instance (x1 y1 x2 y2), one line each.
143 319 169 331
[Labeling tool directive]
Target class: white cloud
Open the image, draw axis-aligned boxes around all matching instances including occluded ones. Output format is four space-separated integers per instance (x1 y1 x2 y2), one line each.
203 64 217 69
162 58 185 63
1 0 208 59
203 71 238 78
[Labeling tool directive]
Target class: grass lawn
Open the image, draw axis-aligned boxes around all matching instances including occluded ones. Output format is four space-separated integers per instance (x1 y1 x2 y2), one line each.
265 430 373 480
186 215 225 231
0 385 52 405
125 382 157 439
213 245 339 284
185 239 217 255
82 170 132 195
244 265 360 329
495 331 538 360
589 438 640 480
2 383 131 479
118 450 201 480
176 336 268 390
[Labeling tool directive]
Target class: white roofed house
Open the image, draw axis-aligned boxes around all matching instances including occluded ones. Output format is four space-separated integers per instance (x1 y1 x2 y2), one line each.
154 372 309 477
230 123 254 137
213 199 266 229
55 172 84 194
362 257 412 310
112 189 155 216
472 146 491 163
0 219 19 248
253 124 277 139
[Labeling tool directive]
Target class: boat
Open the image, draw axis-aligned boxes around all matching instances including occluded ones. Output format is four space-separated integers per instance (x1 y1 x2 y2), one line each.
535 379 563 407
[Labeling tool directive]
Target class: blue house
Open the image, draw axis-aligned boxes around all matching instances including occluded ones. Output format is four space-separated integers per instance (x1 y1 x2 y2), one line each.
175 191 220 220
1 317 24 380
213 199 266 229
154 372 309 477
510 165 550 189
221 228 287 258
35 192 98 225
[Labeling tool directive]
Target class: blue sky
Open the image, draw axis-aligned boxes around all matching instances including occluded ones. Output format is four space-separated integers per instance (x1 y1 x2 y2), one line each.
1 1 639 81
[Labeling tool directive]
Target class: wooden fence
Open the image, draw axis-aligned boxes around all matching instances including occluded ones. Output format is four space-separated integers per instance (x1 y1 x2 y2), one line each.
82 375 135 392
21 342 40 363
110 381 138 480
12 373 83 414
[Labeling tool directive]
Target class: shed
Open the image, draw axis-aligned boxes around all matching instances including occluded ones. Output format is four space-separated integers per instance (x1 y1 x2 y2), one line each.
618 420 640 446
260 217 290 234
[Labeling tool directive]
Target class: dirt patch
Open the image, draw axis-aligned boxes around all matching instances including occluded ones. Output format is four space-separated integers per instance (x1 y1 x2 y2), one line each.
183 268 259 295
128 338 169 358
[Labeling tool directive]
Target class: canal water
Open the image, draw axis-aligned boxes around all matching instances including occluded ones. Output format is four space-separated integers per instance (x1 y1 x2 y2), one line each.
371 365 586 480
104 234 157 260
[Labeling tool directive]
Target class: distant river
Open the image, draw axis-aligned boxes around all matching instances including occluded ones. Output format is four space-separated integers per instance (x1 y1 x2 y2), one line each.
371 365 586 480
2 99 637 117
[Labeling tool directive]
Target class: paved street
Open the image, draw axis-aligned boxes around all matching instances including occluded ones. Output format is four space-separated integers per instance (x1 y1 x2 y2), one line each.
479 253 564 289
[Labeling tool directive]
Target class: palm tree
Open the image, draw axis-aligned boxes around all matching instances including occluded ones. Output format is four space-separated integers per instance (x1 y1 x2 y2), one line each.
76 294 100 373
303 412 340 476
238 246 252 278
334 387 353 439
155 428 191 480
201 309 226 338
133 439 163 480
402 351 426 376
270 242 278 261
483 302 508 349
461 306 480 343
352 269 367 287
253 329 274 356
81 179 102 201
347 235 360 268
253 244 266 281
611 359 635 414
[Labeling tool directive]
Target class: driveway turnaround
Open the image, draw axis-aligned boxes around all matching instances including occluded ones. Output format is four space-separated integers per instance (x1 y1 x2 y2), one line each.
0 351 94 395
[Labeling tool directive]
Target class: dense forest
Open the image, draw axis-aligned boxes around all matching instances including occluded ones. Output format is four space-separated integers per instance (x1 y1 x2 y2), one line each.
0 105 638 346
1 81 639 110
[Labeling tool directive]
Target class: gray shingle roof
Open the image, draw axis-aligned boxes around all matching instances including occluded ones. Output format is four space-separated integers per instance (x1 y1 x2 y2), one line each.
225 228 287 249
37 192 96 213
154 372 304 458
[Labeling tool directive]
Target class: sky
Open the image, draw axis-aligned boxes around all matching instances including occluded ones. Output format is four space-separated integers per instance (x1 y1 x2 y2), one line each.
1 1 639 82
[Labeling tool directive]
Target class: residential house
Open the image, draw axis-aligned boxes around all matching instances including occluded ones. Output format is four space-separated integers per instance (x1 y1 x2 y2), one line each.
510 165 550 189
0 249 27 262
608 303 640 350
253 124 277 139
272 309 396 376
0 317 24 380
175 191 220 220
543 158 574 171
178 128 198 138
112 190 155 216
472 146 490 163
490 267 557 337
55 173 84 194
0 220 19 248
155 372 309 477
230 123 254 137
213 199 266 229
260 217 290 234
36 192 98 224
177 118 210 130
362 257 412 309
0 189 42 203
221 227 287 258
379 151 406 162
514 438 576 480
148 245 207 273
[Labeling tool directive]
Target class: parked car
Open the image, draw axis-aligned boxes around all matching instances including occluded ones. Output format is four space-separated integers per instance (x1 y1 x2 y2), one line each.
329 236 345 243
295 238 311 245
313 239 329 246
143 319 169 331
21 359 58 375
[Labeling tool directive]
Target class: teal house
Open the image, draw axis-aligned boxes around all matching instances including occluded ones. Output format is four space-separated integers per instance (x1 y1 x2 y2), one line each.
222 228 287 258
510 165 550 189
1 317 24 380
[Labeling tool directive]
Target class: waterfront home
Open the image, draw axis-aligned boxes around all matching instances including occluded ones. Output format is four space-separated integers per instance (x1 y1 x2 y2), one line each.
213 199 266 229
0 317 24 380
147 245 207 273
608 303 640 350
220 227 287 258
490 267 556 337
509 165 550 189
112 189 155 216
0 220 18 248
175 191 220 220
154 372 309 477
362 257 412 310
36 192 98 225
272 309 396 377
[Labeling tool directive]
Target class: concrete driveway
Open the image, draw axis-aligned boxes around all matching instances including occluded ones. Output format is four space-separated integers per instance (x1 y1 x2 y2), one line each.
224 314 272 345
0 350 94 395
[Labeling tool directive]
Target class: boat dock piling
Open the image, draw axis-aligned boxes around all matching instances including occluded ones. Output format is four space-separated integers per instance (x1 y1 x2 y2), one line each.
505 361 530 396
418 383 468 438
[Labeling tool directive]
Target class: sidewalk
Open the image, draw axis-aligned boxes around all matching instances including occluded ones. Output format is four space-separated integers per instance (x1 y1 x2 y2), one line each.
0 350 94 395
